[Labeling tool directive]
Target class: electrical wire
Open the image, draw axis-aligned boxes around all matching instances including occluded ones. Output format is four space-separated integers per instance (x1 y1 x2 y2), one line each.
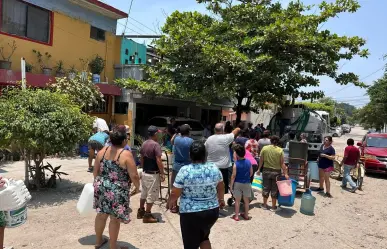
128 16 158 34
117 22 144 36
122 0 135 35
326 65 386 95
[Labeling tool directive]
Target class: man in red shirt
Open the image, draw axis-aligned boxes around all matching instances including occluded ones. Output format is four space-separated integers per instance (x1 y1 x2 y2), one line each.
340 138 360 192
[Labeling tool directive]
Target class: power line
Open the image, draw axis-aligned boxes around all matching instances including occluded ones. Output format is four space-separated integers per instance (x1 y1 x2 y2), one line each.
122 0 135 35
117 22 144 36
327 65 386 95
120 19 148 35
128 16 158 35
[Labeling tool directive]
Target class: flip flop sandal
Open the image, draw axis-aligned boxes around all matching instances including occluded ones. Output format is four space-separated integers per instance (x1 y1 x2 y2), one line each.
232 215 240 221
95 238 108 249
240 213 251 220
170 206 179 213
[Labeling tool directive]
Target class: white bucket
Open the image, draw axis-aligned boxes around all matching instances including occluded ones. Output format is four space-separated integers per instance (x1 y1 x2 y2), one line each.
5 204 28 228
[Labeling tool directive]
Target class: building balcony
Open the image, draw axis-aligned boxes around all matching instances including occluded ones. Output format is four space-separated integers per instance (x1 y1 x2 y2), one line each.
0 69 121 96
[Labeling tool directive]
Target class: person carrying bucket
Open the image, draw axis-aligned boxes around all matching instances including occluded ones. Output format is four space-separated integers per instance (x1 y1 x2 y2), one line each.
0 175 13 249
257 136 289 212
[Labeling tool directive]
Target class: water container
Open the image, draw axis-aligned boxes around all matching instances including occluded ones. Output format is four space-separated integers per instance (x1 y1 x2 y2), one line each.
92 74 100 83
76 183 95 216
300 189 316 215
277 179 293 196
79 144 89 158
278 178 298 207
308 161 319 181
5 205 28 228
0 179 31 211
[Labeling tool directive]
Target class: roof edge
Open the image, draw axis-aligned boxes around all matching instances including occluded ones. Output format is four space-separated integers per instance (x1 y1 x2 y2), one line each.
86 0 128 18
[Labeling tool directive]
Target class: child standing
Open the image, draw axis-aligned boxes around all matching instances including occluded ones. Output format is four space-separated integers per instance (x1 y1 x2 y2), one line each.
230 144 253 221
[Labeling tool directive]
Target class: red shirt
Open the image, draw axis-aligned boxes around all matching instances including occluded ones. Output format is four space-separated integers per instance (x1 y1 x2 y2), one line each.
343 145 360 166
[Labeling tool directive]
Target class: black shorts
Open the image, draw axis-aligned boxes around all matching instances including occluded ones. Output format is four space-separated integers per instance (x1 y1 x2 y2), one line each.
180 208 219 249
88 140 104 151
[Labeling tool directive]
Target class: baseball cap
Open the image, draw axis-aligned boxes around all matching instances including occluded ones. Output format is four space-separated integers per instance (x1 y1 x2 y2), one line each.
148 125 161 136
179 124 192 134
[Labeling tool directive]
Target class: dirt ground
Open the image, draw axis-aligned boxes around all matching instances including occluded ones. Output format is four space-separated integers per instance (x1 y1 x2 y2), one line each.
1 127 387 249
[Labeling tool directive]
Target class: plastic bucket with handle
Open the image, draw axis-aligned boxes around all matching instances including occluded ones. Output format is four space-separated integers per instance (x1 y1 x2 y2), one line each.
276 178 293 196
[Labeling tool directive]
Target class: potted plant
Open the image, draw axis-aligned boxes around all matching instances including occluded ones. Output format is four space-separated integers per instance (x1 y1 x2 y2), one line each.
89 55 104 83
25 62 33 73
68 64 77 79
54 60 65 77
0 40 17 70
32 49 52 75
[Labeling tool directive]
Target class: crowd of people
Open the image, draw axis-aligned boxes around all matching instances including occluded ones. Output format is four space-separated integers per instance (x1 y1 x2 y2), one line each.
87 117 361 249
0 116 362 249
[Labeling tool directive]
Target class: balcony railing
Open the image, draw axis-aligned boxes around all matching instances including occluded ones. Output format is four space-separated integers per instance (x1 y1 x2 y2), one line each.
0 69 121 96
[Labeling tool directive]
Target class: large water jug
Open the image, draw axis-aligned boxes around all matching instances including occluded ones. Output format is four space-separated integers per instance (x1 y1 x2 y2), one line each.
76 183 94 216
300 189 316 215
308 161 319 181
0 179 31 211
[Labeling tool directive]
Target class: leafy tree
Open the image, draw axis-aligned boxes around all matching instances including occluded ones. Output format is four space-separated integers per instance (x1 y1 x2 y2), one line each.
50 74 104 108
117 0 368 124
356 68 387 129
0 89 93 188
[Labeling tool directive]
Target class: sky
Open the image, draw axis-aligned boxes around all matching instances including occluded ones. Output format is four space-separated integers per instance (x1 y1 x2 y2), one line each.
105 0 386 108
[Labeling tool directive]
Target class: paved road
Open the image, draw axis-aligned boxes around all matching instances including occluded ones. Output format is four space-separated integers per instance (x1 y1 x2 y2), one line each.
2 127 387 249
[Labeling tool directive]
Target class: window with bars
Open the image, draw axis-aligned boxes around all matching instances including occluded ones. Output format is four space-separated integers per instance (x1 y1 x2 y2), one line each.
1 0 51 44
90 26 105 41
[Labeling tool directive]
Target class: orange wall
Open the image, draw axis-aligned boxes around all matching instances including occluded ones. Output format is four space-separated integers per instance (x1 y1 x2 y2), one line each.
1 11 118 81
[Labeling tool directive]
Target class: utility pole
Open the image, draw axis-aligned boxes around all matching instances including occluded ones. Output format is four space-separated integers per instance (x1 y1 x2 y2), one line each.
21 57 26 89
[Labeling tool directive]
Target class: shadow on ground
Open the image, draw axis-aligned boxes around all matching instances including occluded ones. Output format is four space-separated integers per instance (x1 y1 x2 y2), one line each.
365 173 387 180
78 235 140 249
275 207 297 218
27 178 85 208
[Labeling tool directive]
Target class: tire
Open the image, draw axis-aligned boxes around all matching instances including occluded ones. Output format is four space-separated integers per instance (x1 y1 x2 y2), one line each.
330 161 342 179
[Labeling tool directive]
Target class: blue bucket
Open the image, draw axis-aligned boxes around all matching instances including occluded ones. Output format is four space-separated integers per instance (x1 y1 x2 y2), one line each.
278 178 298 207
79 144 89 158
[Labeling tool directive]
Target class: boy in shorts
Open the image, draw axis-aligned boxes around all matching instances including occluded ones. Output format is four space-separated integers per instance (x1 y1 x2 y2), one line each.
0 175 13 249
230 144 253 221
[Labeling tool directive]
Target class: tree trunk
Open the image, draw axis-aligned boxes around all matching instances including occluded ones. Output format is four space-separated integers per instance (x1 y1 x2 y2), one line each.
235 97 243 126
24 151 29 187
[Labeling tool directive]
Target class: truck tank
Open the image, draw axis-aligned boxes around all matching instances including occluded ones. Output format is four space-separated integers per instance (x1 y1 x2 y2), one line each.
268 104 328 160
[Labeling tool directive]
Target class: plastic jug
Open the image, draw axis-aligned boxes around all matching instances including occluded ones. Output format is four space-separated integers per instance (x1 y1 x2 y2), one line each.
277 179 293 196
76 183 95 216
0 179 31 211
308 161 319 181
300 189 316 215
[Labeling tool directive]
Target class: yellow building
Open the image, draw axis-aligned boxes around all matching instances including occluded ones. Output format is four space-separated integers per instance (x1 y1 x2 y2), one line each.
0 0 130 127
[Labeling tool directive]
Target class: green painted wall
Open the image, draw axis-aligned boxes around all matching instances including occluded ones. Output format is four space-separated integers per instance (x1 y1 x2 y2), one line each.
120 38 147 65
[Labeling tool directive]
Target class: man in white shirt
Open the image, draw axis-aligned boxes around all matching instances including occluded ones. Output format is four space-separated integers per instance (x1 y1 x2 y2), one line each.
205 123 240 193
93 117 109 133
